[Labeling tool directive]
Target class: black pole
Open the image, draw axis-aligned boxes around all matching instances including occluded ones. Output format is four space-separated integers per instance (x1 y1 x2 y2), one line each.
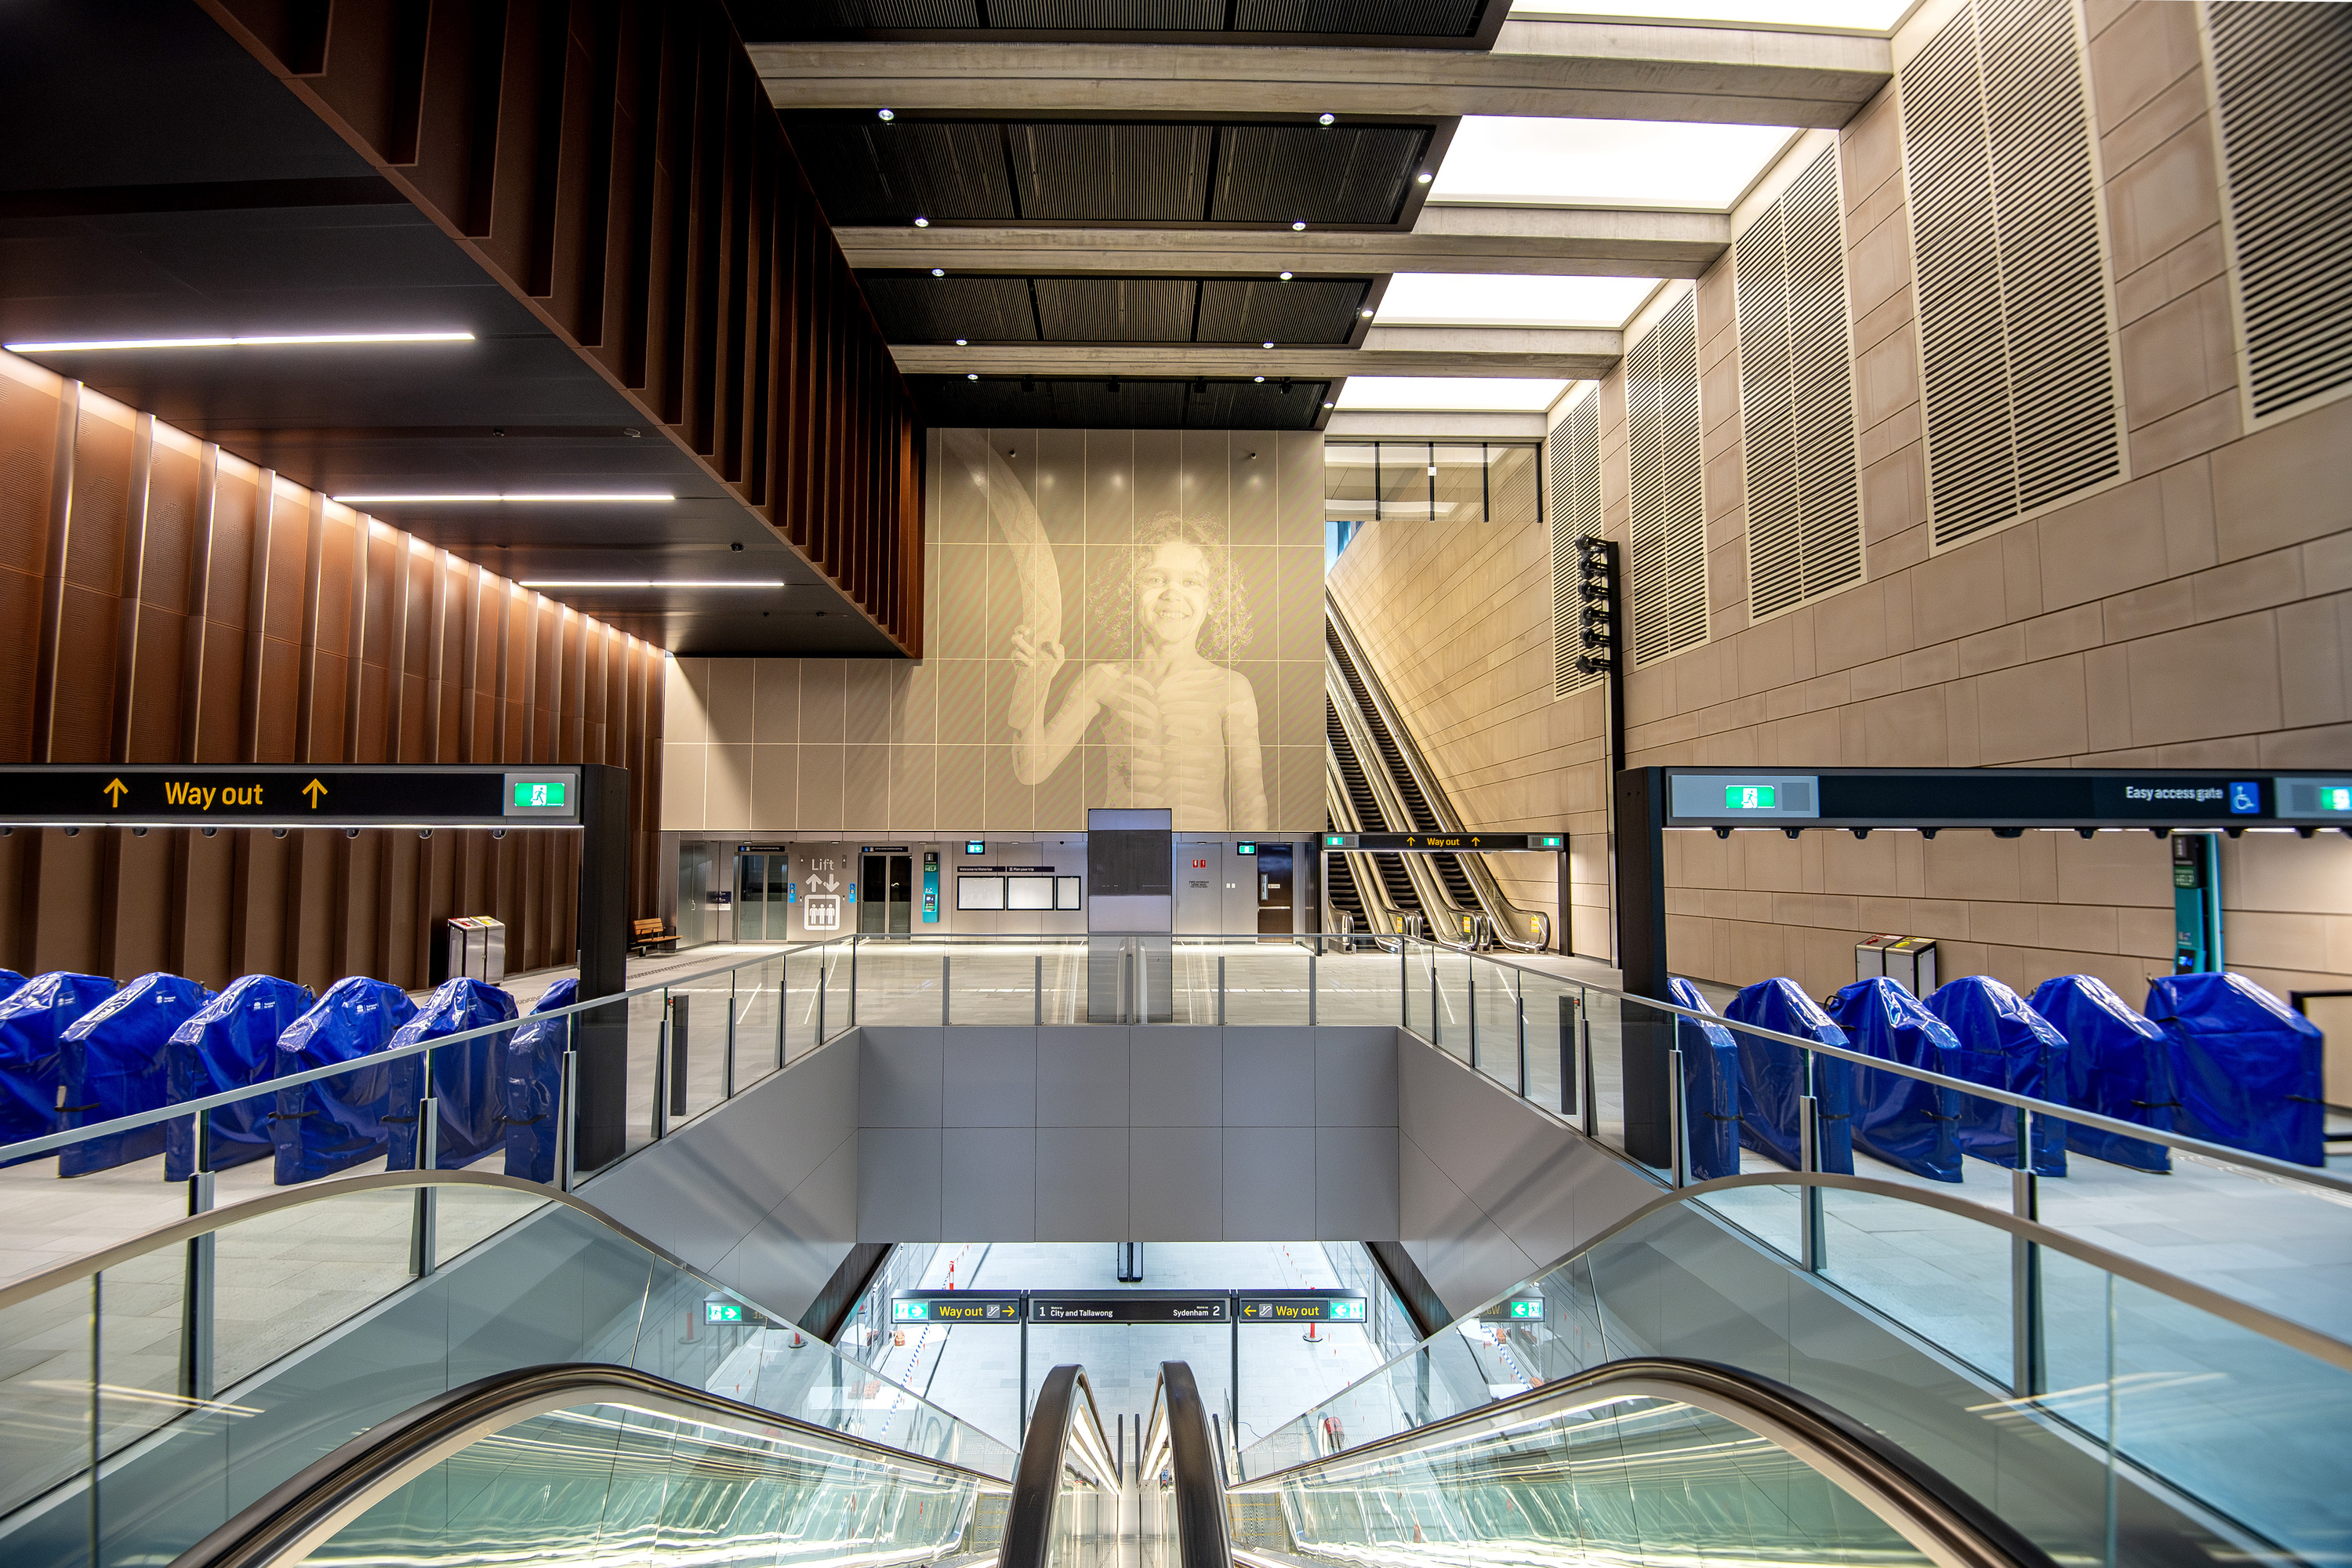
1613 766 1674 1170
1555 844 1571 955
575 763 631 1172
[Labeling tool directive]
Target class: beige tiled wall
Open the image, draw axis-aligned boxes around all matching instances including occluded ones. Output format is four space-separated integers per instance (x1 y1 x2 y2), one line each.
663 427 1329 835
1328 0 2352 1001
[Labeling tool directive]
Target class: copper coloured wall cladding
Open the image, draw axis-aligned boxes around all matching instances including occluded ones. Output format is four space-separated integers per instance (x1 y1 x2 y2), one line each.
196 0 927 654
0 358 666 993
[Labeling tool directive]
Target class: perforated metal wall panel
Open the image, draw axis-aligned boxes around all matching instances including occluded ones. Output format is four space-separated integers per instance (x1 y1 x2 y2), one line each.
1735 145 1860 623
1009 124 1216 222
2209 2 2352 423
912 376 1330 428
1550 390 1603 699
1899 0 2122 551
1625 293 1708 668
1211 125 1430 225
862 277 1040 342
1033 278 1200 341
1195 279 1370 343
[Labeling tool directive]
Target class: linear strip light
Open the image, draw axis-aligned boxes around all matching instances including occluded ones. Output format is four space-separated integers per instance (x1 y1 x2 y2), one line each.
332 492 675 504
4 331 476 352
520 579 786 590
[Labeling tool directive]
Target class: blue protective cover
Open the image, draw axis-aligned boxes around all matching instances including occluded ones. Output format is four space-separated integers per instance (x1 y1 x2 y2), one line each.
503 978 577 1182
1825 978 1965 1182
2031 975 2174 1174
270 978 419 1183
0 971 25 1002
1722 978 1854 1174
165 975 315 1181
2143 972 2324 1167
386 979 518 1170
57 973 216 1176
0 974 120 1166
1668 978 1743 1181
1925 976 2067 1176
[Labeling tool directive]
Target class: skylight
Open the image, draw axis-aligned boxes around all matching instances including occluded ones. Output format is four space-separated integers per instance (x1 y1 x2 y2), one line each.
1336 377 1571 412
1430 117 1796 210
1509 0 1913 27
1376 274 1661 328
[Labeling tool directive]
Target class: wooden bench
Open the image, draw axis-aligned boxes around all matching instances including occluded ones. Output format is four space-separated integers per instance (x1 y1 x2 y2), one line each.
630 916 677 956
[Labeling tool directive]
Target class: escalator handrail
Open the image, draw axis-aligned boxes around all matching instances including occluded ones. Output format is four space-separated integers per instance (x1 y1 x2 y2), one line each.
1136 1361 1234 1568
1231 1355 2055 1568
1001 1363 1120 1568
170 1361 1011 1568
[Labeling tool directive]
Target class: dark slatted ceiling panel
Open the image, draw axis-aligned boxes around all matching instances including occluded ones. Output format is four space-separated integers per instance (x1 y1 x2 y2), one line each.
862 276 1040 340
1196 278 1369 343
1009 124 1215 222
1212 125 1428 224
1235 0 1484 31
788 122 1017 226
996 0 1226 24
805 1 982 21
913 376 1329 429
1033 278 1200 341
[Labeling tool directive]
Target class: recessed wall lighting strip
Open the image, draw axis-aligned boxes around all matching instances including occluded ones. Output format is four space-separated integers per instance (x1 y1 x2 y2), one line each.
332 492 675 504
5 331 475 352
519 579 786 589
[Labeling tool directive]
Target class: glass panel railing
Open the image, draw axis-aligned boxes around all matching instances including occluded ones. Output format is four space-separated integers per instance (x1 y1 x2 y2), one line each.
1247 1185 2345 1566
1218 940 1314 1026
1238 1388 1933 1568
308 1397 1003 1568
0 1178 1016 1568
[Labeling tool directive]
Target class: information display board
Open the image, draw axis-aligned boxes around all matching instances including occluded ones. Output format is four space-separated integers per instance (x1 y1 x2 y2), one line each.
1237 1292 1367 1323
1028 1293 1229 1324
1322 832 1563 851
1662 768 2352 829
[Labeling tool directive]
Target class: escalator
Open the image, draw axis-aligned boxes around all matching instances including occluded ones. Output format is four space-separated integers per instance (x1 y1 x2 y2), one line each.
1327 695 1424 929
176 1350 2053 1568
1324 601 1548 949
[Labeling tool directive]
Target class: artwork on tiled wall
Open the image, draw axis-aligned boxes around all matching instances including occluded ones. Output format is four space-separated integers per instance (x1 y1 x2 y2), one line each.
662 426 1327 835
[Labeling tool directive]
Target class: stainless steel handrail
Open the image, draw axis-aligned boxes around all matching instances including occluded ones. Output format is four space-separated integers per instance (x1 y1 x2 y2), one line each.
169 1362 1011 1568
1231 1356 2056 1568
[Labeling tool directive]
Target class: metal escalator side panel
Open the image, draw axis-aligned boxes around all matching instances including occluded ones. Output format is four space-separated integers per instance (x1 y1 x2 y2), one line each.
169 1362 1011 1568
1227 1357 2054 1568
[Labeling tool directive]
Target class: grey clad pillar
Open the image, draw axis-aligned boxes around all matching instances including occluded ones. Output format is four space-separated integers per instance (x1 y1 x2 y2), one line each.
575 764 632 1171
1613 768 1675 1168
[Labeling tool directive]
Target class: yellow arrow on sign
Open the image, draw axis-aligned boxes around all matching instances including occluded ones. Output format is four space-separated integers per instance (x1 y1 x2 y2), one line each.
102 778 128 808
303 779 328 808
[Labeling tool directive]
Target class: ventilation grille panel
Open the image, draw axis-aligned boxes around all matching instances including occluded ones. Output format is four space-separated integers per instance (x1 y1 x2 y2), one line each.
2210 2 2352 422
1195 278 1369 343
1550 390 1602 699
1737 144 1860 622
1626 293 1708 668
1900 0 2122 550
862 276 1040 341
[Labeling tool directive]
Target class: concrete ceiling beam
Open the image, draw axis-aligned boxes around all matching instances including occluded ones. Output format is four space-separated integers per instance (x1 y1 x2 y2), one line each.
837 205 1730 278
887 341 1620 379
752 20 1889 128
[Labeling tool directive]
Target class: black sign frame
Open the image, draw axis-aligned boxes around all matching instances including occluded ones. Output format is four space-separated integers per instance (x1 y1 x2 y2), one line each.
0 764 583 828
1027 1291 1230 1325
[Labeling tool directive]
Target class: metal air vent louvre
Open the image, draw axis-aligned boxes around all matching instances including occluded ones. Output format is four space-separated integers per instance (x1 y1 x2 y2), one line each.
1736 145 1861 623
1899 0 2122 551
1626 294 1708 667
2209 2 2352 423
1551 390 1603 699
